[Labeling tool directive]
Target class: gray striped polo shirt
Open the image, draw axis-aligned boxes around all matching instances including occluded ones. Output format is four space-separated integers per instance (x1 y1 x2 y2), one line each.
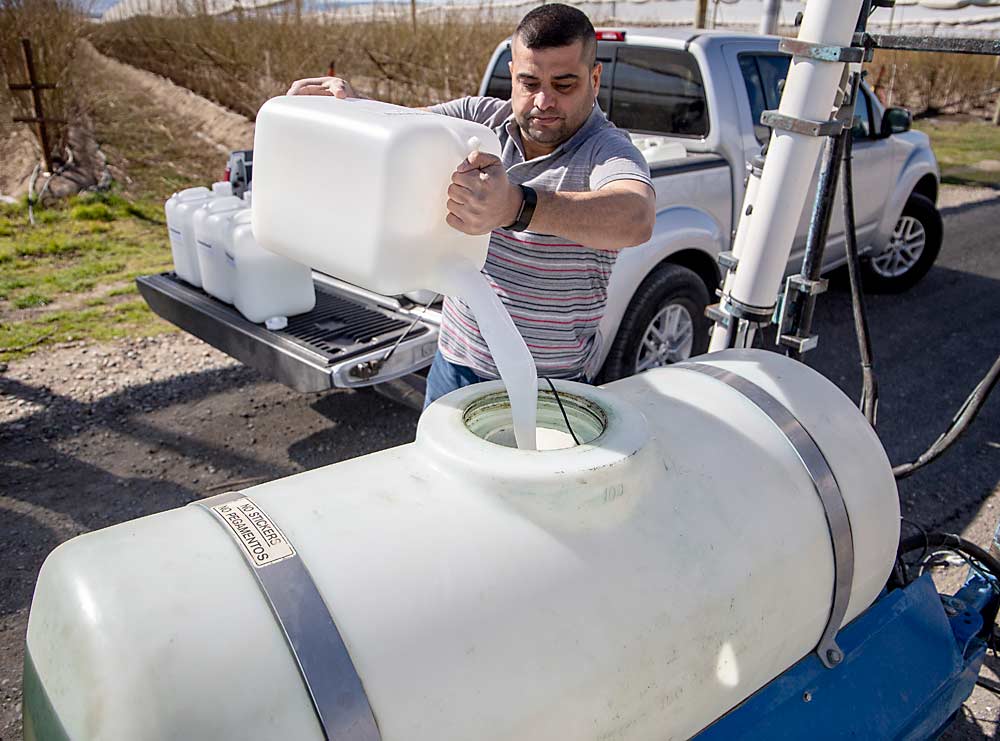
427 96 652 380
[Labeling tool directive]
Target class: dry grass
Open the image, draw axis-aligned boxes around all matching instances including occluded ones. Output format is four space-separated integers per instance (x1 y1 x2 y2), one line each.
89 8 512 117
868 49 1000 118
0 0 89 160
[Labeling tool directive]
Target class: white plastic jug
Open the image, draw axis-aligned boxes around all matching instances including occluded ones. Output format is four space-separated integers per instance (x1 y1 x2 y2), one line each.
251 96 503 297
194 196 246 304
230 209 316 324
24 350 899 741
253 96 538 448
164 186 212 286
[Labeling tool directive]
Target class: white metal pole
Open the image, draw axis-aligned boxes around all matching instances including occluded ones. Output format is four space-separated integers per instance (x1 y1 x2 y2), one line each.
709 0 864 352
760 0 781 35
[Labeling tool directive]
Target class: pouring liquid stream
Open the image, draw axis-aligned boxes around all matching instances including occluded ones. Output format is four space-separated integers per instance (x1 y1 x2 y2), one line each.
439 136 539 451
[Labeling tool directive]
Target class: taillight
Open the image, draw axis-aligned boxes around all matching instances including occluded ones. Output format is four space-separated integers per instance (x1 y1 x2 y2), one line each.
595 30 626 42
222 166 231 183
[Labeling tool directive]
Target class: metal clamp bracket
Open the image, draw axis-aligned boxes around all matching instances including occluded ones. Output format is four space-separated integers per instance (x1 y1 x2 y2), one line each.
787 275 829 297
674 362 855 670
778 332 820 354
773 274 828 357
705 302 731 329
761 110 845 138
717 250 739 272
196 491 382 741
721 294 776 324
780 38 872 64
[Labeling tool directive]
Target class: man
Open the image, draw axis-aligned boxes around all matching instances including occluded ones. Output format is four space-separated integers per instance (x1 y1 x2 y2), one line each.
288 4 655 407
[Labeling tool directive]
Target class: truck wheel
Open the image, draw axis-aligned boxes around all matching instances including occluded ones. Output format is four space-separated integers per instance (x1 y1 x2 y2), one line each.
861 193 942 293
599 264 710 382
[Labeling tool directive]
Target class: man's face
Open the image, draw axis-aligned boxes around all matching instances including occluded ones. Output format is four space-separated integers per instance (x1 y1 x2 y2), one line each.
508 36 601 154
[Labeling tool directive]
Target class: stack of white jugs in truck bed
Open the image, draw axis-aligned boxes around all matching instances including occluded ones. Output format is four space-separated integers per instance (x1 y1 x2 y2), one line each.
164 181 315 330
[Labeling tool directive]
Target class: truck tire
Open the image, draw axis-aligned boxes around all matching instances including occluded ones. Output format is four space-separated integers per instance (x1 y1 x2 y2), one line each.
861 193 942 293
599 264 710 383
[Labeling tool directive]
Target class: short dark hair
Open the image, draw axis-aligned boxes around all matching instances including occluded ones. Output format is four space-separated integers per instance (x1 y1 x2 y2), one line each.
514 4 597 68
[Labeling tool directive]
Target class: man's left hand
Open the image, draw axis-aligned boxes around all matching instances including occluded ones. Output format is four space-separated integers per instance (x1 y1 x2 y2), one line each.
446 151 522 235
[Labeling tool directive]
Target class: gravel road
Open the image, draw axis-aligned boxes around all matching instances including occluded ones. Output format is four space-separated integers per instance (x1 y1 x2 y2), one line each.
2 185 998 739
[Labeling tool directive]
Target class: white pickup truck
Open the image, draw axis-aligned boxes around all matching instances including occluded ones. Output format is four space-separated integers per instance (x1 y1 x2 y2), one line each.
137 27 941 396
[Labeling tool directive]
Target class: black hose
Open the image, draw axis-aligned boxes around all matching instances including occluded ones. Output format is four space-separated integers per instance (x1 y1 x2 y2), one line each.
893 353 1000 480
840 131 879 427
544 377 581 445
898 531 1000 584
896 531 1000 640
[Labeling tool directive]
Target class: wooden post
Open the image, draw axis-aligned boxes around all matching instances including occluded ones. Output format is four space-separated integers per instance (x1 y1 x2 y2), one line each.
694 0 708 29
995 57 1000 126
20 38 53 173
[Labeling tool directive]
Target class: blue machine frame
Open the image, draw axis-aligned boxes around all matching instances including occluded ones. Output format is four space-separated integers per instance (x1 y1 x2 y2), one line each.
693 574 995 740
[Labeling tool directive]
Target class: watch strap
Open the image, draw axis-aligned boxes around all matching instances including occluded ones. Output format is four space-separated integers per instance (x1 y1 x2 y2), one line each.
505 184 537 232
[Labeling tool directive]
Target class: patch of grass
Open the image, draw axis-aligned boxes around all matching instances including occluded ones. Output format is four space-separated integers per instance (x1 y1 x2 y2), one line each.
0 193 175 359
916 119 1000 188
107 283 139 297
11 236 83 259
0 275 30 297
0 306 174 360
12 293 52 309
43 259 127 293
71 203 117 222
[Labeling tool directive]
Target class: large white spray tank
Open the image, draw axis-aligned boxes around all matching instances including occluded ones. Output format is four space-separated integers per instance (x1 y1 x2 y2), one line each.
24 349 899 741
251 96 539 449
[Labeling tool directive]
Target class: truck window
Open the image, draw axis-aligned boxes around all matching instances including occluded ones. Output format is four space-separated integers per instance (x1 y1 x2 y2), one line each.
738 53 790 145
482 46 612 112
484 48 513 99
610 47 708 137
851 88 872 139
740 53 875 143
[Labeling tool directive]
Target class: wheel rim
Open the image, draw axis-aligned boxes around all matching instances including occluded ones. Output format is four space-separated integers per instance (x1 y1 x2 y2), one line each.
634 303 695 372
871 215 926 278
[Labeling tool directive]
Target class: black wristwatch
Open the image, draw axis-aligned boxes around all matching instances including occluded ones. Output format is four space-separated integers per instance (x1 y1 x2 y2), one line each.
504 185 537 232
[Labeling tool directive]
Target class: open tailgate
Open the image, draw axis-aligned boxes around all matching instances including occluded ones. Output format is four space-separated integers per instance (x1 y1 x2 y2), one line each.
137 272 439 392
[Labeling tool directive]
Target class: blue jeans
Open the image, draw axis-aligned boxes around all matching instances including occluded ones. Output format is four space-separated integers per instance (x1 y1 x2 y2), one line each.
423 351 492 410
422 350 591 410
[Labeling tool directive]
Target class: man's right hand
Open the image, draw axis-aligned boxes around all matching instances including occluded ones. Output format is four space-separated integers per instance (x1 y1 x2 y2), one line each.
286 77 357 98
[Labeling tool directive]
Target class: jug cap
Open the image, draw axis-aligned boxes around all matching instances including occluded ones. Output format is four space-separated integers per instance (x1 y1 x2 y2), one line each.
212 181 234 197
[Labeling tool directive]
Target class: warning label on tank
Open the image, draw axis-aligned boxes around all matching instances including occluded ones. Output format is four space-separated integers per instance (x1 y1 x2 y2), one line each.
211 497 296 568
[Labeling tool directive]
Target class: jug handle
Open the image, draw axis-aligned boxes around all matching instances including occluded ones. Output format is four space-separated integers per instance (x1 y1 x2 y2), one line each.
464 135 481 165
447 130 482 166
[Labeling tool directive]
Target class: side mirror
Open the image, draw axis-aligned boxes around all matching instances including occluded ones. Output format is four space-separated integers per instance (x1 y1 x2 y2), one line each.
881 107 912 138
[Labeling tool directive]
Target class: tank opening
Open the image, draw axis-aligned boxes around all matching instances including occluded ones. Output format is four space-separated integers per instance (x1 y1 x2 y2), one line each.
463 388 608 450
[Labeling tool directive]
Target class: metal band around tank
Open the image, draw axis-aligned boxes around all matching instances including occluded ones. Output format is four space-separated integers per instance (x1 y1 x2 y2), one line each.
196 490 381 740
674 361 855 669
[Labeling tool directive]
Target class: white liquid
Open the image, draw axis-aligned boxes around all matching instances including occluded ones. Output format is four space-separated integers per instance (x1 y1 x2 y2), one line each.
483 425 576 450
533 427 576 450
443 264 538 451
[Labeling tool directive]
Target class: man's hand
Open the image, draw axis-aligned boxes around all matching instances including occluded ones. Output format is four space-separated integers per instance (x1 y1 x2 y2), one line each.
286 76 357 98
446 151 522 235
